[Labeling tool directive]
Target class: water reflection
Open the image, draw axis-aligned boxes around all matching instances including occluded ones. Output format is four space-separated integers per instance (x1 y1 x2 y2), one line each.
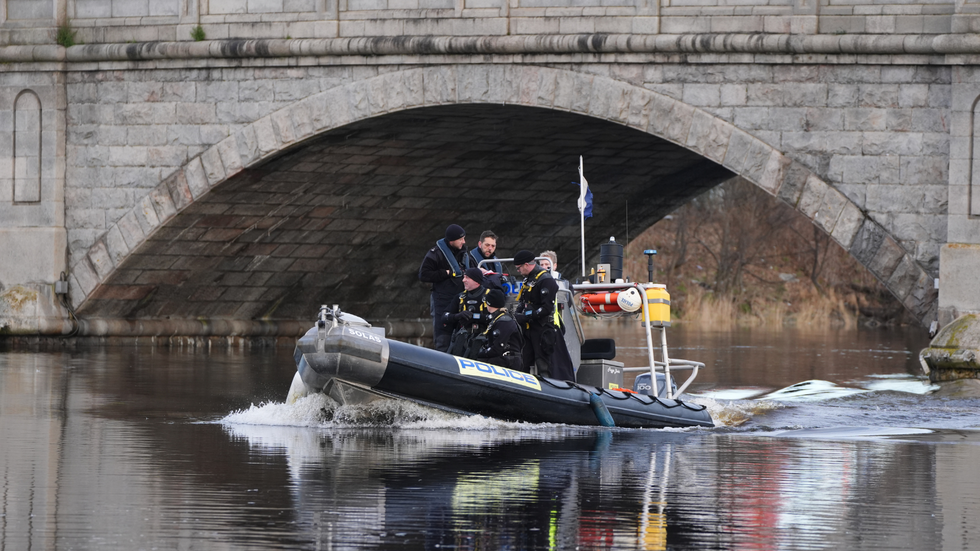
2 329 979 550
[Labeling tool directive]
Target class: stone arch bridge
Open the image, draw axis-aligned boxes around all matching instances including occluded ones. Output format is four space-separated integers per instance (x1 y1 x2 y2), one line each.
4 14 980 337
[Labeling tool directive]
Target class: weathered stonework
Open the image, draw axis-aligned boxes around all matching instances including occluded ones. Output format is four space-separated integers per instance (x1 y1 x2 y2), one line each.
3 8 980 333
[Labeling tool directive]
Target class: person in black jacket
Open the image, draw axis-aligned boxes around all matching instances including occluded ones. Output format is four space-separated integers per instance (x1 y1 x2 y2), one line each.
418 224 467 351
444 268 491 335
477 289 524 371
512 249 576 381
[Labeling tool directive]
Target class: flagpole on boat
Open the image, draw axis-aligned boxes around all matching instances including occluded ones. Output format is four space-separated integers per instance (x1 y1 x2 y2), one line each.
578 156 588 278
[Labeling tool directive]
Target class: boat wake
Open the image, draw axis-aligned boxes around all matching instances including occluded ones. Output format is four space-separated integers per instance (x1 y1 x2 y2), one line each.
221 393 540 430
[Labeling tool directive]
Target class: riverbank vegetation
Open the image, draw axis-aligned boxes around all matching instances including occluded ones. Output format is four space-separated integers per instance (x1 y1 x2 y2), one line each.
622 177 913 329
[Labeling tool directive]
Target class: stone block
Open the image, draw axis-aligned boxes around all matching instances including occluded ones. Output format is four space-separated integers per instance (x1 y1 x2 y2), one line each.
720 84 747 107
662 101 694 145
87 239 115 281
589 78 631 123
164 170 194 211
520 66 558 108
844 108 886 131
777 159 813 207
626 88 654 131
867 235 906 281
458 65 492 104
108 146 148 167
148 184 177 224
815 185 847 234
798 175 829 220
200 147 226 188
900 155 948 185
385 70 425 111
135 195 162 236
887 256 921 301
271 108 299 145
217 136 245 179
183 157 210 200
70 258 100 300
252 116 281 158
682 84 721 107
742 137 774 185
758 150 790 196
838 154 881 185
103 224 131 267
686 110 732 164
554 71 593 114
422 66 458 106
830 201 865 250
948 214 980 244
721 128 753 174
939 244 980 314
116 210 147 251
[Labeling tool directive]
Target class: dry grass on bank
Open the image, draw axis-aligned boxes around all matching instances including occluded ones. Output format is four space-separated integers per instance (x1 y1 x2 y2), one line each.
621 177 910 330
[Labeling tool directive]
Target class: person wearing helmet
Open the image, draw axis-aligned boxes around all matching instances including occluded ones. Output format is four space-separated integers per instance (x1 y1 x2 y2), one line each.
419 224 467 351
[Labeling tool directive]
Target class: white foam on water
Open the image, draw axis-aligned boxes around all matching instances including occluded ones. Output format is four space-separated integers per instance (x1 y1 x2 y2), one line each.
222 393 336 427
761 379 868 402
766 426 935 439
689 395 783 427
220 393 545 431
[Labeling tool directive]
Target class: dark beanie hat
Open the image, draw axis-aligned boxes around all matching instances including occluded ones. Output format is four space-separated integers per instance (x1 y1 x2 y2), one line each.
486 289 507 308
445 224 465 241
513 250 536 265
464 268 484 284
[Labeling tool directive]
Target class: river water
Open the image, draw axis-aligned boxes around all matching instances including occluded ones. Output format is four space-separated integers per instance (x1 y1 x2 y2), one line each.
2 325 979 550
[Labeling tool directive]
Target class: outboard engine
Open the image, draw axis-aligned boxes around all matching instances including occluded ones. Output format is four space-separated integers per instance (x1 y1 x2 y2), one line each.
287 305 390 404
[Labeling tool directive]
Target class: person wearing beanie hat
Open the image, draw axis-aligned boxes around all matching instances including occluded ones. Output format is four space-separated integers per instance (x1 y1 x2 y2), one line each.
441 265 492 356
463 267 484 285
485 288 507 309
513 248 575 381
445 224 465 242
419 224 468 351
476 289 524 371
512 249 536 267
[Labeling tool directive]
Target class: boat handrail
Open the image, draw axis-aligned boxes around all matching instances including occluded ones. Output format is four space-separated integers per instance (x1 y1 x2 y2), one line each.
477 257 550 272
570 281 679 399
623 359 703 396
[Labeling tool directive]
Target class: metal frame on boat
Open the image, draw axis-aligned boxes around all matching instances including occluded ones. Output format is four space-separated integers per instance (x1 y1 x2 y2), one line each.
571 281 704 399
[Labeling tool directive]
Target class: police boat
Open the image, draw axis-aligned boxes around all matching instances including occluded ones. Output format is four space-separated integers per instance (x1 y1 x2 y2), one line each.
286 288 713 429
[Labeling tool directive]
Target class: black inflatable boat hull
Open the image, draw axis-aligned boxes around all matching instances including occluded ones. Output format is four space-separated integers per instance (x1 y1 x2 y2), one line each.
294 324 713 429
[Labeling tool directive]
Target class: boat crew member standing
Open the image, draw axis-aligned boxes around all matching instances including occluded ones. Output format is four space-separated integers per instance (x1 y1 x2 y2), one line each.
419 224 467 352
467 230 506 293
513 250 576 381
477 289 524 371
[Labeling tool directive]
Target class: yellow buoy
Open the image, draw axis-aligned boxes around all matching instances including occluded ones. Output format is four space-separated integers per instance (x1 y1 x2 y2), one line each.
644 284 670 327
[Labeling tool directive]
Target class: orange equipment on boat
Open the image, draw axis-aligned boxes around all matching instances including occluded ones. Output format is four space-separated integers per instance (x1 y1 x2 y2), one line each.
580 293 623 314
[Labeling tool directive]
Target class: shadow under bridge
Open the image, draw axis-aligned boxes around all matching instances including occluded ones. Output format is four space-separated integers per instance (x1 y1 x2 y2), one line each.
78 104 733 338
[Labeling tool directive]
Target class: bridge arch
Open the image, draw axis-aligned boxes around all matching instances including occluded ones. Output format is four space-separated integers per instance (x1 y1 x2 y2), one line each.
68 64 937 327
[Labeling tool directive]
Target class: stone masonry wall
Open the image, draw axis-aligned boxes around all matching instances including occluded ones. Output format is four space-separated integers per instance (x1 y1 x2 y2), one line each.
3 0 980 45
64 59 951 280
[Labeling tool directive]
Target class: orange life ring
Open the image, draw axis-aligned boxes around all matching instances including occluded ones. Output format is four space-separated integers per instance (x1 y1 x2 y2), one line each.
580 293 622 313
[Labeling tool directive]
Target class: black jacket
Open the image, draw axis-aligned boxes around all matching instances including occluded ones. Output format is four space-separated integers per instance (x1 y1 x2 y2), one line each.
479 309 523 359
445 286 490 333
515 266 559 328
418 239 466 297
